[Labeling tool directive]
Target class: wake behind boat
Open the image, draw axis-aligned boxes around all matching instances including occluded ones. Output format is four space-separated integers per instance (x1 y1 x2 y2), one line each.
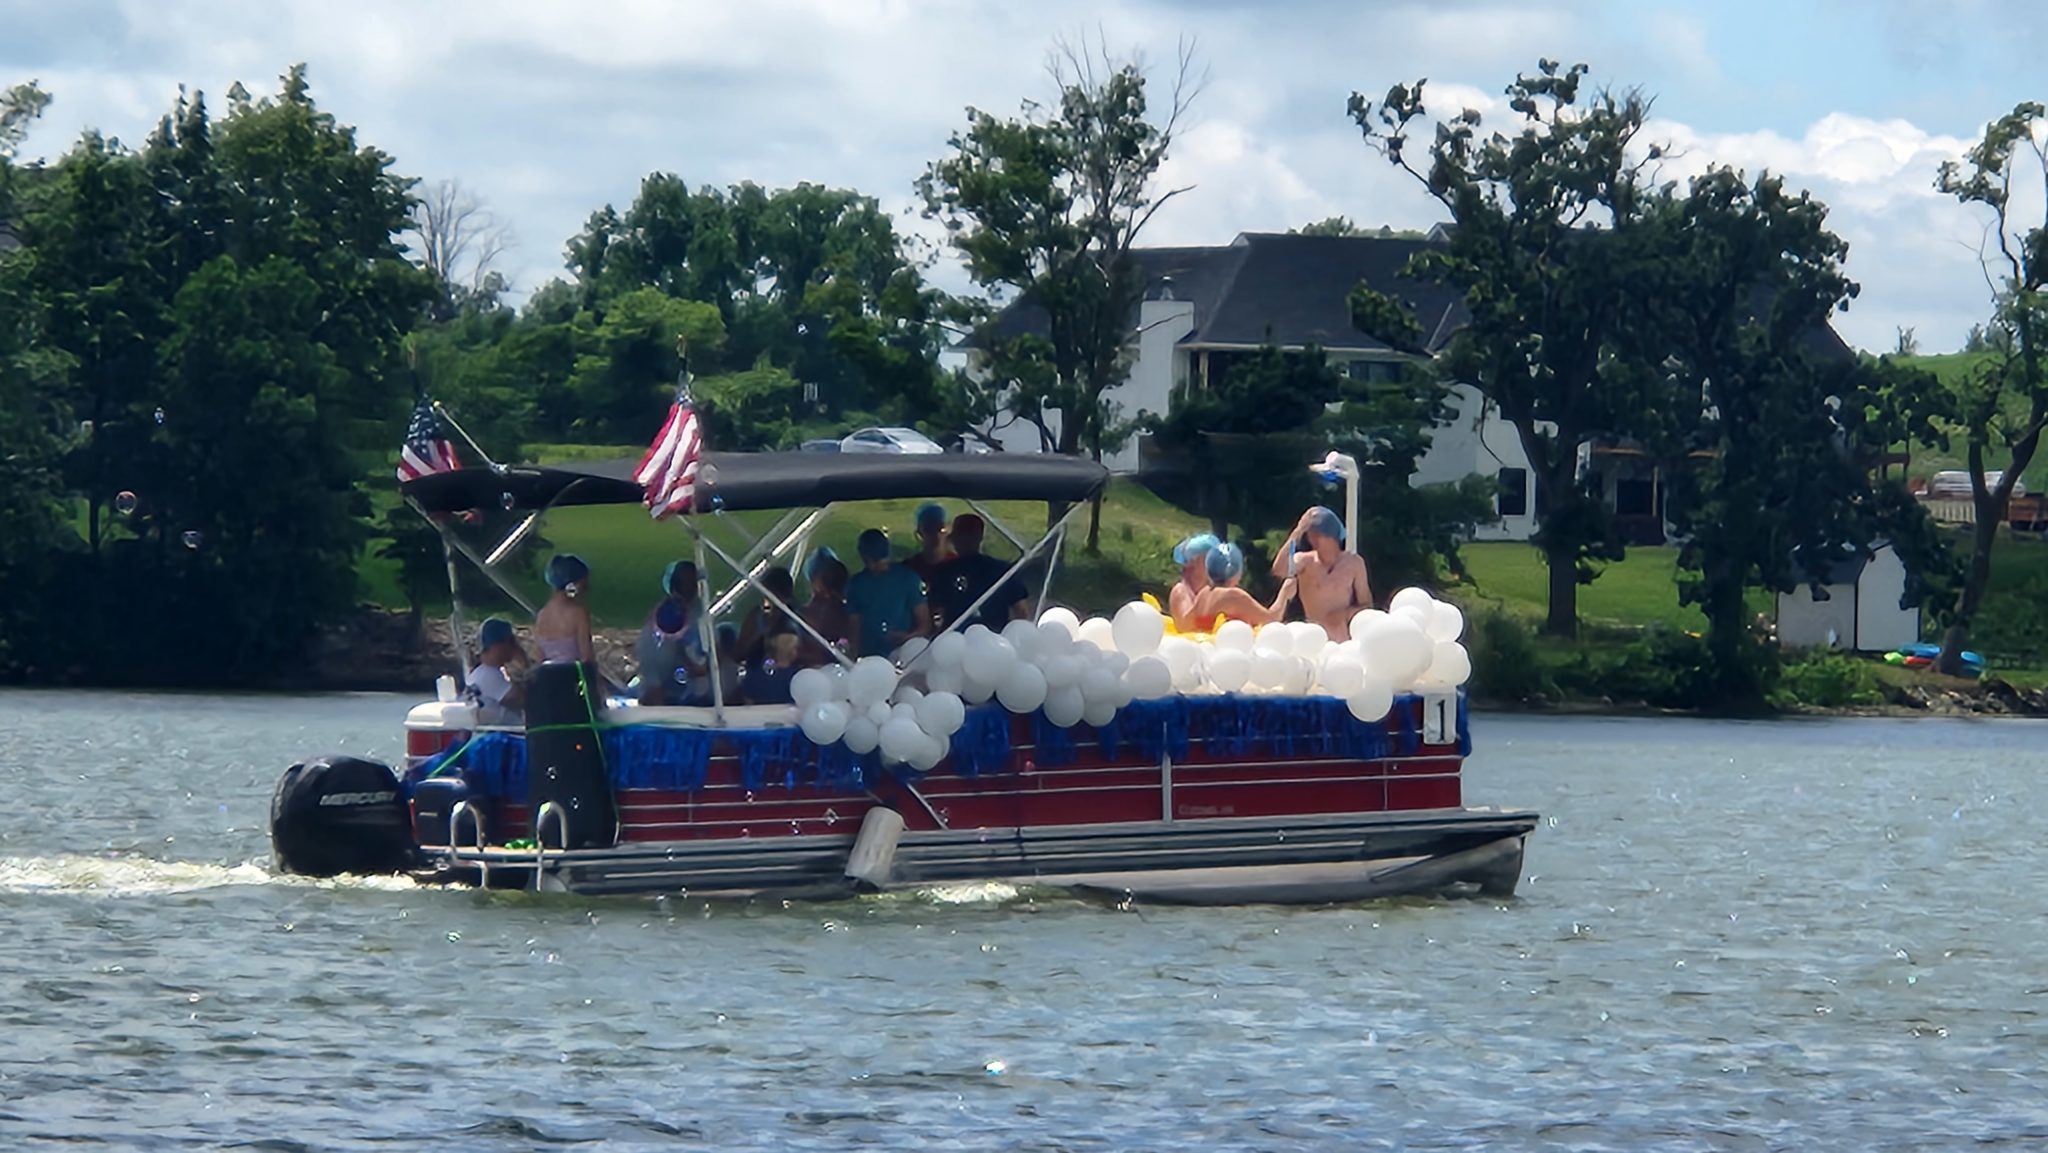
268 449 1536 905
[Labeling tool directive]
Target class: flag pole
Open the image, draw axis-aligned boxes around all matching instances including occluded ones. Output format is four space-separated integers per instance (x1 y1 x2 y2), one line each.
431 402 497 470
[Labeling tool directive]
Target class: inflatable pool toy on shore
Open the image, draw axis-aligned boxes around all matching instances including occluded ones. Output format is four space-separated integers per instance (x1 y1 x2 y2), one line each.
1884 643 1985 678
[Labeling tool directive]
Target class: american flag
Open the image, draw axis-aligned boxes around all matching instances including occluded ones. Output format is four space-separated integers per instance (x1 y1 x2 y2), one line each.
396 395 461 482
635 360 703 519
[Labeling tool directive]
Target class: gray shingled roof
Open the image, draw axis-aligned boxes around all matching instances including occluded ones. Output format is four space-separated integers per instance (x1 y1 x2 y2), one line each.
977 232 1466 355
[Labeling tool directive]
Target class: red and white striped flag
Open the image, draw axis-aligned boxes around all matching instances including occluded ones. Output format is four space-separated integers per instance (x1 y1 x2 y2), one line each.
397 395 461 482
635 367 702 519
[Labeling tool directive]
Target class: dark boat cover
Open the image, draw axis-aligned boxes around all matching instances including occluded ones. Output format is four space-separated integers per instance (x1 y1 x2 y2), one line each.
402 451 1111 514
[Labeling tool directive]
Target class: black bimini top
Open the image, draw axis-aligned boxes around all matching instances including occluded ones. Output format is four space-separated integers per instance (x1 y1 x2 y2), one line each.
402 452 1112 515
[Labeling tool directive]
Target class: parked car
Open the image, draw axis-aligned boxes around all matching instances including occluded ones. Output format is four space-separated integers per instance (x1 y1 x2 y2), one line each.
1927 469 2025 499
798 438 843 453
839 427 944 455
943 433 998 455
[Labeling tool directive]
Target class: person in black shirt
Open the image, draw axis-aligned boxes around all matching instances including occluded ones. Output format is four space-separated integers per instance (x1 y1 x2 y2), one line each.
928 514 1029 633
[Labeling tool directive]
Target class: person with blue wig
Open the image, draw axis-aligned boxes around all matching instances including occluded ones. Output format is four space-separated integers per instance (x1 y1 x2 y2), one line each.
1273 504 1373 639
905 502 951 585
1168 532 1221 633
636 561 709 705
846 527 930 658
1192 542 1296 628
534 553 595 664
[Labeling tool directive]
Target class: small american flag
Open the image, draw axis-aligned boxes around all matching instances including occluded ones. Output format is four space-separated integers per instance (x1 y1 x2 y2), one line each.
635 356 703 519
397 395 461 482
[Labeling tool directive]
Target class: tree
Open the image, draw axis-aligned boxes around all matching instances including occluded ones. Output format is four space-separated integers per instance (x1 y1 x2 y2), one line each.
1349 61 1662 637
1932 102 2048 674
920 35 1202 549
0 81 50 157
1645 169 1946 702
1291 216 1368 237
1895 326 1920 357
409 177 514 318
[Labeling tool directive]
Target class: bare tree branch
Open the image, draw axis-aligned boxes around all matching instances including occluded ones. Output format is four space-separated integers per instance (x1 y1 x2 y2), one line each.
408 178 518 305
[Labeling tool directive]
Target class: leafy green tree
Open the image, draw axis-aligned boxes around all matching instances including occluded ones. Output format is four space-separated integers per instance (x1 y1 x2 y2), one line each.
1930 102 2048 674
920 38 1201 549
1290 216 1368 237
1349 61 1662 638
563 287 724 440
1645 170 1950 701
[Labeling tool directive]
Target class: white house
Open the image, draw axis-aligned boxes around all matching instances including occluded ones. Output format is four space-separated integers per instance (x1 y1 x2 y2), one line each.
971 231 1541 540
1775 543 1919 652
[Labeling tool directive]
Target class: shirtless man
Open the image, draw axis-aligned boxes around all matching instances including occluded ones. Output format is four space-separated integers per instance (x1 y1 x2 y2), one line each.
1270 506 1372 640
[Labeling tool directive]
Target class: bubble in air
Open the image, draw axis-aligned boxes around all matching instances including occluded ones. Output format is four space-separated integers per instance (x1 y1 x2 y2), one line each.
114 491 138 516
181 531 204 550
699 463 719 486
153 407 166 425
500 492 515 510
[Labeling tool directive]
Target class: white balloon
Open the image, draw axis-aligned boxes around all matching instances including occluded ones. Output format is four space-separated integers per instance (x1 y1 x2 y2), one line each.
1348 609 1390 645
790 667 832 710
1346 676 1395 723
1171 645 1207 692
1390 586 1436 615
960 673 997 705
907 733 948 772
800 703 847 745
1318 652 1367 698
1081 666 1123 705
1429 640 1473 687
1287 621 1329 657
964 645 1017 694
893 636 930 666
1111 601 1166 658
1427 600 1466 643
1042 653 1086 690
1254 622 1291 655
880 717 925 763
1207 649 1252 693
1158 636 1199 680
892 685 925 709
1078 616 1117 653
915 690 967 737
847 656 899 708
996 662 1049 714
924 663 966 697
1082 697 1118 727
1249 646 1289 689
842 716 881 755
890 701 919 726
1281 655 1317 696
1039 606 1082 635
929 630 968 669
1388 621 1437 688
1214 620 1255 653
1002 618 1042 662
1124 655 1174 699
1102 651 1131 678
866 700 893 728
1043 685 1086 728
1392 604 1432 632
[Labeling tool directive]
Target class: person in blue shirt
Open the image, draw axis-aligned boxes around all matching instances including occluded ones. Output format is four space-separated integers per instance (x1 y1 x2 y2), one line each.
845 528 930 658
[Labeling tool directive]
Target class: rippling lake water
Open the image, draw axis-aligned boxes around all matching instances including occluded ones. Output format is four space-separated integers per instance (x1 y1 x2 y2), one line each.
3 690 2046 1150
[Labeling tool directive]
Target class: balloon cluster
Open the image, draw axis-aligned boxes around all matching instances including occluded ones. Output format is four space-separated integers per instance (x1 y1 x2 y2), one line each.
784 587 1470 771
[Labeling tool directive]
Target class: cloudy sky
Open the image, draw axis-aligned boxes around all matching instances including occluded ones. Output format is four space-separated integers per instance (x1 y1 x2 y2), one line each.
6 0 2046 351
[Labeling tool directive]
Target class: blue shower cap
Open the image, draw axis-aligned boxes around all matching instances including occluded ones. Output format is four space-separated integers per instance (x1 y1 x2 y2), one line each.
1304 506 1345 543
1205 543 1246 584
544 553 589 590
1173 533 1221 566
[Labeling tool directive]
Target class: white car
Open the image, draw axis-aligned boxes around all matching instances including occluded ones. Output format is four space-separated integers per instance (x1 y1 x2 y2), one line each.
839 427 944 455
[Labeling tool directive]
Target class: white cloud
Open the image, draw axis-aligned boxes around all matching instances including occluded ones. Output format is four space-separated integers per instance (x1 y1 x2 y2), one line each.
0 0 2014 351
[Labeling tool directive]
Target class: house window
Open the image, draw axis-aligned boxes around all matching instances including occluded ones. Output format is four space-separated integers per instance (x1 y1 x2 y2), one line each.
1614 478 1657 518
1497 467 1529 517
1347 359 1403 383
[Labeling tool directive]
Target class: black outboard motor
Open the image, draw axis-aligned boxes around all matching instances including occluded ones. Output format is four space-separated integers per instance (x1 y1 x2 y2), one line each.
269 755 416 877
524 660 619 849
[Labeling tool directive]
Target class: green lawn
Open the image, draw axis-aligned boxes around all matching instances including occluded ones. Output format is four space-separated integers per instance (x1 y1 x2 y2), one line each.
1452 542 1762 633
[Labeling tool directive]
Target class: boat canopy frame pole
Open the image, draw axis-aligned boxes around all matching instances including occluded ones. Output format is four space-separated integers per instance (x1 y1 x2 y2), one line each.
707 507 826 618
966 499 1030 555
691 517 725 723
408 499 540 618
684 518 857 671
441 536 473 682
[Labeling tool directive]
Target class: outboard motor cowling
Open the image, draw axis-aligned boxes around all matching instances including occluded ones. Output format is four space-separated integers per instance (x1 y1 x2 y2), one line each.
270 755 416 877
